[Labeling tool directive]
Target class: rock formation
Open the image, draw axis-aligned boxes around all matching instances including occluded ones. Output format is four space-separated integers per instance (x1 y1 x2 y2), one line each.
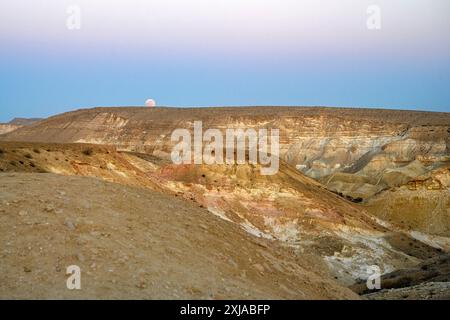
0 106 449 299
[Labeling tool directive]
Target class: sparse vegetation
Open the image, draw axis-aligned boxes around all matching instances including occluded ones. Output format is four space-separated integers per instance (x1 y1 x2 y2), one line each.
33 148 41 154
395 276 413 288
24 153 32 159
82 148 94 156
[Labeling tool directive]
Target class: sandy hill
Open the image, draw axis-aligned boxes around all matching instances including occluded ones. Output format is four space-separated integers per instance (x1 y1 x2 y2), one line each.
0 172 358 299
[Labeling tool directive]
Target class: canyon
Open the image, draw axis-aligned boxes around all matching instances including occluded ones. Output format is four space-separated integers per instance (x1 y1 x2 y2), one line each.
0 106 448 299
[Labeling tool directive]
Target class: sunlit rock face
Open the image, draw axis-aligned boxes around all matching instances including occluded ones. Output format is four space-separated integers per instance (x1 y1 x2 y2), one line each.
0 124 21 135
2 107 447 200
1 106 448 232
0 106 448 289
0 118 42 135
0 140 426 286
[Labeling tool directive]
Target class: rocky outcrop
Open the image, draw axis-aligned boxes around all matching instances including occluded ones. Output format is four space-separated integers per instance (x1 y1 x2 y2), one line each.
364 165 450 237
0 141 434 286
1 172 362 299
0 118 42 135
1 107 449 282
0 124 22 135
353 253 450 299
2 107 448 199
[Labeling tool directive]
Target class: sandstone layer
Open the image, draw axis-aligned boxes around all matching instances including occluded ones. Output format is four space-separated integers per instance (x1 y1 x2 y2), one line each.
0 106 449 299
0 172 359 299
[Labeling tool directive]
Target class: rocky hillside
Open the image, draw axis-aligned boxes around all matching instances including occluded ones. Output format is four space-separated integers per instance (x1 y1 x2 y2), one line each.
2 106 449 233
0 106 448 299
0 172 360 299
0 118 42 135
2 107 447 193
0 141 443 288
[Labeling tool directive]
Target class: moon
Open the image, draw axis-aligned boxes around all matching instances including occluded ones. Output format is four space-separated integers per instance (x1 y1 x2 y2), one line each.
145 99 156 107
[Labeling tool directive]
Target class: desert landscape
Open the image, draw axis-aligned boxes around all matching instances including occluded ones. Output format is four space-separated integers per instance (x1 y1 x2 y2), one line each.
0 106 448 299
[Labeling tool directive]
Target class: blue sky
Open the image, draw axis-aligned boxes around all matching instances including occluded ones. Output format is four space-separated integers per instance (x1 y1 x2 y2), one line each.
1 0 449 122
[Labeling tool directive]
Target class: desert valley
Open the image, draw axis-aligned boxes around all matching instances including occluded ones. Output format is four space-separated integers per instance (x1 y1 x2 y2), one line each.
0 106 449 299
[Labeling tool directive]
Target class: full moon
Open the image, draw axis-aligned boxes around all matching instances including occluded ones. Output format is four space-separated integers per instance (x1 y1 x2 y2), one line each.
145 99 156 107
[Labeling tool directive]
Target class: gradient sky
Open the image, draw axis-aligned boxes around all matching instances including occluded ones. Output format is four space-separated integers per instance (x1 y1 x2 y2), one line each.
1 0 449 121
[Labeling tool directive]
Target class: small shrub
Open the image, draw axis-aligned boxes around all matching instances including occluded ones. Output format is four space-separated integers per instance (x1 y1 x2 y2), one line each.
82 148 94 156
9 160 16 166
395 276 413 288
24 153 32 159
0 148 4 154
29 162 36 168
33 148 41 154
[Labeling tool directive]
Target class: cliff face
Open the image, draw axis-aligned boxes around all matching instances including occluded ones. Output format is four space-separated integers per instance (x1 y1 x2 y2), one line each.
3 107 448 198
0 124 22 135
0 141 433 286
365 165 450 237
1 106 449 293
1 107 449 233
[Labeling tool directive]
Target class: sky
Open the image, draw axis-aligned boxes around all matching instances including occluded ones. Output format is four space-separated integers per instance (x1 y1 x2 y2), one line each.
0 0 449 121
